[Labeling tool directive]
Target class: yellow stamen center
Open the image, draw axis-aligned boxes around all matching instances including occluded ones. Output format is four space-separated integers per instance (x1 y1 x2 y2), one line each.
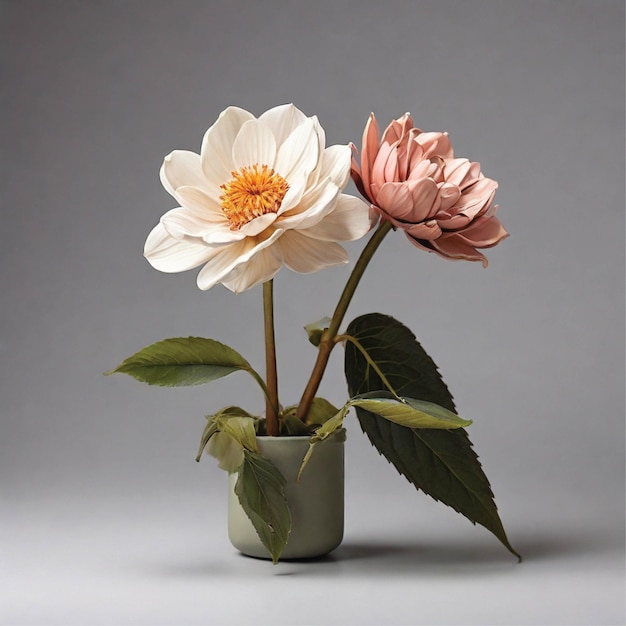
219 164 289 230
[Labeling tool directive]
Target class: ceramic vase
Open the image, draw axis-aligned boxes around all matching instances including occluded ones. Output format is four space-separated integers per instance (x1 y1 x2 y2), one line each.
228 435 344 560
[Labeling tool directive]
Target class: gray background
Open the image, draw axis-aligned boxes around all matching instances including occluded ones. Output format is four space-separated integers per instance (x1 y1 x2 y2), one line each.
1 1 624 624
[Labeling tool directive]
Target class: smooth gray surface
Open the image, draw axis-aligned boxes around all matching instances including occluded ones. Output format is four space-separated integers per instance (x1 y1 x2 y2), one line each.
1 1 624 624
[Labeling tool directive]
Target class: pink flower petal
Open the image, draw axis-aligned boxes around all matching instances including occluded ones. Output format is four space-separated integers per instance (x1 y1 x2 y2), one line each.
381 113 413 145
443 159 481 187
383 145 399 183
406 158 438 182
409 178 440 221
376 182 413 219
418 132 454 159
436 213 472 230
360 114 380 194
437 182 462 212
452 214 509 248
430 235 488 266
404 129 427 176
403 233 437 254
350 145 367 199
451 182 497 220
371 140 395 188
404 220 442 241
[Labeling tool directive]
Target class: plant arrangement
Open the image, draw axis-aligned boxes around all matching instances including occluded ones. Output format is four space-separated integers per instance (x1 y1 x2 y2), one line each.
108 104 518 563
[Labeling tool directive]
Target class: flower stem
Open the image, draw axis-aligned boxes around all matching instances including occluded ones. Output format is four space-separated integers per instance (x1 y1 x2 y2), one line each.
296 219 393 421
263 280 279 436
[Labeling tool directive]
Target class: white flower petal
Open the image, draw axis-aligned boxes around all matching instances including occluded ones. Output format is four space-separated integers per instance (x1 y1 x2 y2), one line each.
303 194 372 241
231 119 277 170
258 103 308 147
318 144 351 188
160 151 206 198
221 245 284 293
176 186 227 222
201 106 255 185
238 212 277 237
235 228 284 264
161 188 245 244
196 229 284 291
195 242 249 291
277 180 340 231
275 171 307 215
161 207 214 239
274 117 320 182
201 223 247 244
144 222 218 272
278 231 348 273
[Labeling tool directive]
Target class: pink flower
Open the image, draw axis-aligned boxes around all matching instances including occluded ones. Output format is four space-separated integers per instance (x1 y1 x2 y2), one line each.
351 113 508 267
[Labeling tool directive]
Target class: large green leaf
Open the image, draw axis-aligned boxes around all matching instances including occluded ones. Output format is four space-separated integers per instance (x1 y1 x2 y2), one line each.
344 313 519 559
107 337 258 387
235 450 291 564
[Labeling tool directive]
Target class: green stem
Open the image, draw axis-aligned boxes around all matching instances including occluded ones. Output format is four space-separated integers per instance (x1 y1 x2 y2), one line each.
296 219 393 421
263 280 279 436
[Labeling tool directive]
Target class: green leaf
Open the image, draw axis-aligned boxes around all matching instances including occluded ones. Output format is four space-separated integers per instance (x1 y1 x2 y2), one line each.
280 397 340 435
196 406 257 460
195 419 218 462
310 411 346 443
302 397 340 426
207 432 245 473
349 392 472 429
304 317 331 347
106 337 259 387
280 410 314 436
200 407 258 470
215 416 258 453
297 410 347 482
235 450 291 564
344 313 520 560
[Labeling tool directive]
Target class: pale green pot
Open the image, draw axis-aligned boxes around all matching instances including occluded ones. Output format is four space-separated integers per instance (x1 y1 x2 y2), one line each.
228 435 345 560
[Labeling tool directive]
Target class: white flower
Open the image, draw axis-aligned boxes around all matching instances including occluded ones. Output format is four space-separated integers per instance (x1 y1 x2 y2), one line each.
144 104 372 293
